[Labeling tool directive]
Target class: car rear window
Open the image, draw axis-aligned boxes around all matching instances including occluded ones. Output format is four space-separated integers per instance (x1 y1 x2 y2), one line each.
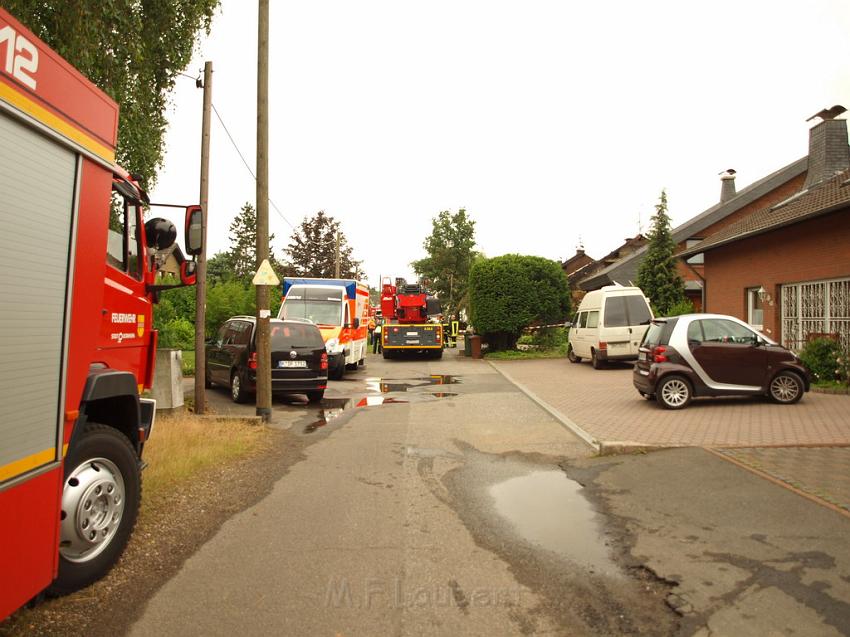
269 323 325 348
642 319 676 347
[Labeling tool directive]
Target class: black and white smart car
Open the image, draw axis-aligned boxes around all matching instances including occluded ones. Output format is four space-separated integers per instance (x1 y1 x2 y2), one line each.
633 314 811 409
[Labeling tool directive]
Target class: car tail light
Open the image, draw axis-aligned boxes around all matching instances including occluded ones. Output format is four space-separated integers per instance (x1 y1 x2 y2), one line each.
598 341 607 350
652 345 668 363
248 352 258 370
320 352 328 370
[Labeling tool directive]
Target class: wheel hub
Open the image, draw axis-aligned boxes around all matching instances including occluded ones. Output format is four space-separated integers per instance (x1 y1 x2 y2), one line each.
60 458 125 563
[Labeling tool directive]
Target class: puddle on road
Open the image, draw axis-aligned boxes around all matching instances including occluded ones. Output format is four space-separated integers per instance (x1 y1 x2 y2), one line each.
489 470 618 576
300 392 457 434
365 375 460 393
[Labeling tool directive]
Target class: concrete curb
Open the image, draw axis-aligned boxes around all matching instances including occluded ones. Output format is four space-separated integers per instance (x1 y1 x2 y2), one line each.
487 359 601 453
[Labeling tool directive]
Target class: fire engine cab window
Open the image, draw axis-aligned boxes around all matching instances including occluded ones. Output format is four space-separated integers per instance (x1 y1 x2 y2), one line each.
107 189 141 279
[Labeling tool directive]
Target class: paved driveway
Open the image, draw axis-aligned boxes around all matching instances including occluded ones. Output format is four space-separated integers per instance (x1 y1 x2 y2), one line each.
490 358 850 448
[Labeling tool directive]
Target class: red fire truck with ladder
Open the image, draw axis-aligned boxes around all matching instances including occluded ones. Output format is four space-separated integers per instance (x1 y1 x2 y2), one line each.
380 277 443 359
0 8 203 619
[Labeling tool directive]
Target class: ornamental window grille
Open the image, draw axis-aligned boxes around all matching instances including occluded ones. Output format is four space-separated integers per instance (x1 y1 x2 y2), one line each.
781 277 850 351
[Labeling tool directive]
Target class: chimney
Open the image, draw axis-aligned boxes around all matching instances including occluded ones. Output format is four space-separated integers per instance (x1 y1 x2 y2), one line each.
804 105 850 189
719 169 736 203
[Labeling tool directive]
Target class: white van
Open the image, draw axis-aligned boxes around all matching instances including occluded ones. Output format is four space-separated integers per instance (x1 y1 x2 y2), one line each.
568 285 653 369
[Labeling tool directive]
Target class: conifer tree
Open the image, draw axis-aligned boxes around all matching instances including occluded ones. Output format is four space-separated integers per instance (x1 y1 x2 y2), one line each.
636 190 686 315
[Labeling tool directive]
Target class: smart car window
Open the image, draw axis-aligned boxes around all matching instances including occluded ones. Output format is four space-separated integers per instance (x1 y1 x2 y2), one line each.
604 297 628 327
687 321 704 343
586 311 599 328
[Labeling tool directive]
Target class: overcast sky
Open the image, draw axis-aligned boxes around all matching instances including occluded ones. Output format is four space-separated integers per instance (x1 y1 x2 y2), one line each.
149 0 850 289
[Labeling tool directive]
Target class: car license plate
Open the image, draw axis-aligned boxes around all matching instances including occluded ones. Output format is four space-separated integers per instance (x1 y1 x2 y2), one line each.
406 331 419 336
278 360 306 368
406 339 420 345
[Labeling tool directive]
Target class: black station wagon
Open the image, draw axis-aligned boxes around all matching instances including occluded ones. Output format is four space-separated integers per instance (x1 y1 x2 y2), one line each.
206 316 328 403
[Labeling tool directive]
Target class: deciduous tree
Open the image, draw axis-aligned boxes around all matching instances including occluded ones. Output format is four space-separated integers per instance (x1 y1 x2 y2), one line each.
412 208 478 317
7 0 220 185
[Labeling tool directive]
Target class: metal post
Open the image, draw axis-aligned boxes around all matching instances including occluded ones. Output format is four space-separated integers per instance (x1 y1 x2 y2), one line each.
194 60 212 415
255 0 271 421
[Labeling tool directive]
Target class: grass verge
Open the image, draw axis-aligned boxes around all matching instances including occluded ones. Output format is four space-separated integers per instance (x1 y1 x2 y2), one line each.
142 413 270 511
485 348 566 360
180 350 195 376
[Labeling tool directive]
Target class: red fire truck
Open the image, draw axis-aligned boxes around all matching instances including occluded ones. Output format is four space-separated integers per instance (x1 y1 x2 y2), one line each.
0 9 202 619
380 277 443 359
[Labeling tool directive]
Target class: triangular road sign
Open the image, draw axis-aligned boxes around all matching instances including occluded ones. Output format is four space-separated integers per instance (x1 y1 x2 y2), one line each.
252 259 280 286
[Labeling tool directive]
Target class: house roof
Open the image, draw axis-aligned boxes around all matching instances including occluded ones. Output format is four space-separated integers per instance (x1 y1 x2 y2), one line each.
679 166 850 257
578 157 809 291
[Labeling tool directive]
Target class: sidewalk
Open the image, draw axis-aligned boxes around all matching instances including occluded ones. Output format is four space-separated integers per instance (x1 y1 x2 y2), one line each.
490 357 850 516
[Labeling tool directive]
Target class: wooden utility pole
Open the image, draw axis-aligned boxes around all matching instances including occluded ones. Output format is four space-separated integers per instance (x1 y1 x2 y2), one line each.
194 60 212 415
255 0 271 421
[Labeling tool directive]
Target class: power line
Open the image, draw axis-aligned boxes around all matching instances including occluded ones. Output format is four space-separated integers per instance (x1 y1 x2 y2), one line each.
210 102 296 230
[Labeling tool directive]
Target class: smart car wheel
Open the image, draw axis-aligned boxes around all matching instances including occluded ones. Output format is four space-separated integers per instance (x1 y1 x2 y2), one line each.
657 375 691 409
769 371 803 404
567 345 581 364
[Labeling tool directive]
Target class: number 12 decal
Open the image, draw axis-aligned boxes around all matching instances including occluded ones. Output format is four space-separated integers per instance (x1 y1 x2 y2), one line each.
0 25 38 90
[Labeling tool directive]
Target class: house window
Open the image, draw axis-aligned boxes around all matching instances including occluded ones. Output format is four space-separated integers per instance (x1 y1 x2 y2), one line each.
685 238 704 265
781 277 850 351
747 288 764 332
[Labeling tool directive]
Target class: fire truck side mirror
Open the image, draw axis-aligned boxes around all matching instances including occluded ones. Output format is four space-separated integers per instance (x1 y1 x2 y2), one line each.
185 205 203 256
180 260 197 286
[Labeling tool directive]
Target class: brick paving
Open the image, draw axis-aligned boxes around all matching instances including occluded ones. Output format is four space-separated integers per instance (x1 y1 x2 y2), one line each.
491 357 850 517
490 358 850 448
714 447 850 514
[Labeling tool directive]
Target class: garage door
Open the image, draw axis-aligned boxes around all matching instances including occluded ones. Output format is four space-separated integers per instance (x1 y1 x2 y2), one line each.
0 112 77 483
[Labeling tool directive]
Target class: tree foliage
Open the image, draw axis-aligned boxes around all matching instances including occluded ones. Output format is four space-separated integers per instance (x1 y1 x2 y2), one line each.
411 208 478 317
285 211 361 278
6 0 220 185
636 190 686 315
468 255 571 350
226 202 287 282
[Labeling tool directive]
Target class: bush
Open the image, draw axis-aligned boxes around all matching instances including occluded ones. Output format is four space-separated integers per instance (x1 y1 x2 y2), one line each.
468 254 571 351
158 317 195 350
662 299 695 317
799 337 846 384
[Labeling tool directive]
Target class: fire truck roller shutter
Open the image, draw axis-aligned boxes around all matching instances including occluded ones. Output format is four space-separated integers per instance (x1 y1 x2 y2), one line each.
0 112 77 484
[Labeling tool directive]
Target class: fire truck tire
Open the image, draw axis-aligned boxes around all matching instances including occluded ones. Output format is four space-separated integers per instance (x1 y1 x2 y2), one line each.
382 350 394 360
50 423 141 596
432 349 443 360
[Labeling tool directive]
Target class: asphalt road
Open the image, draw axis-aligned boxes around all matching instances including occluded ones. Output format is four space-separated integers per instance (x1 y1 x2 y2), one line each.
135 353 674 636
141 352 850 636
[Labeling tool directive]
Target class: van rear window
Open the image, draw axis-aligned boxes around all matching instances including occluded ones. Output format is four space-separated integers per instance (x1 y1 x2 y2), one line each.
603 295 651 327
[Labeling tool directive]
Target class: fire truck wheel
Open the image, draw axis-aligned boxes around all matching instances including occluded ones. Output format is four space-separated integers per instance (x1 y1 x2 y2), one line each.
432 349 443 360
50 424 141 596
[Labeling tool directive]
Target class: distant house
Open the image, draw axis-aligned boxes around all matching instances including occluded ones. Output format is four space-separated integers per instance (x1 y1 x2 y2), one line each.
679 109 850 351
561 247 596 305
578 161 809 312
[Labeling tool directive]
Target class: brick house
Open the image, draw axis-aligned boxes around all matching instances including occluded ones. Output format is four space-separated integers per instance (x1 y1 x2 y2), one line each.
578 164 809 312
679 110 850 351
